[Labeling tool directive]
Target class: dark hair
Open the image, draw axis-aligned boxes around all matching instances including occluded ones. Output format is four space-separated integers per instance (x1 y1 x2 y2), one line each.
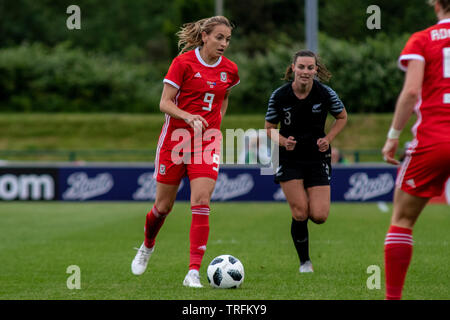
283 50 332 82
428 0 450 12
176 16 233 54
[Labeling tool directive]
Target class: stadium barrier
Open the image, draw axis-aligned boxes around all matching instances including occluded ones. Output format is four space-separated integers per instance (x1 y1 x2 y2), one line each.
2 163 448 203
0 148 404 163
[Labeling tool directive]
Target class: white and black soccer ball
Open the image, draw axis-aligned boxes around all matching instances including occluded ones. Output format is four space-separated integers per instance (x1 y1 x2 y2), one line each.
206 254 244 289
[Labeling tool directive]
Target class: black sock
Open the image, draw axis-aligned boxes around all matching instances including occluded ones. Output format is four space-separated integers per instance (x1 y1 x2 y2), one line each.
291 218 310 264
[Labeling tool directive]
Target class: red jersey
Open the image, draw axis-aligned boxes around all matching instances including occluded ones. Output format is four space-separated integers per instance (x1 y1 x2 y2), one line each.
163 47 240 132
153 48 239 182
398 18 450 150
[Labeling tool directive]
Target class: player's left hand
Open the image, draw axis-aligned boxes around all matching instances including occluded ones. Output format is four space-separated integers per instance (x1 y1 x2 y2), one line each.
382 138 400 165
317 137 330 152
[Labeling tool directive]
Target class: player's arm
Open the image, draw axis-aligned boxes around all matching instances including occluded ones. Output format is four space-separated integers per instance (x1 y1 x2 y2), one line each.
221 90 230 118
317 108 348 152
264 121 296 151
382 59 424 164
159 83 208 129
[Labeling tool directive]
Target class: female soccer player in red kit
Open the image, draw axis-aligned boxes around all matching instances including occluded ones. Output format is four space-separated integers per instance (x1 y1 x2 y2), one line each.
131 16 239 288
382 0 450 300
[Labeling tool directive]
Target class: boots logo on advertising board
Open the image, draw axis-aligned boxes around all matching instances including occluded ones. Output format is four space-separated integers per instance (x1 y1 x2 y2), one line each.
344 172 395 201
62 172 113 200
133 172 184 200
0 174 55 200
273 187 286 201
211 173 254 201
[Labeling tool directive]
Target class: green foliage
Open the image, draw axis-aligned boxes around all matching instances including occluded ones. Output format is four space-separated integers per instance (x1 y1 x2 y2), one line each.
0 0 435 59
226 0 304 55
320 33 410 113
0 0 214 61
0 43 163 112
227 38 294 114
0 32 411 114
226 32 409 114
319 0 436 41
0 0 439 113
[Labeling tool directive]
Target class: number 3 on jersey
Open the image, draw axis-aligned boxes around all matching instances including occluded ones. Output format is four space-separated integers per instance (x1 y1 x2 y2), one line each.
203 93 215 111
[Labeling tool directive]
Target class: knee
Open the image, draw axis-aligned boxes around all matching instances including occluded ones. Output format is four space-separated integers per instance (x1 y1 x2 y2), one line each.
154 201 174 214
191 193 211 207
309 210 329 224
391 215 415 229
290 203 309 221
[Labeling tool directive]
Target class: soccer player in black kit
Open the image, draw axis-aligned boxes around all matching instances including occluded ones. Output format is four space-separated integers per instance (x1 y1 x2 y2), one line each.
265 50 347 273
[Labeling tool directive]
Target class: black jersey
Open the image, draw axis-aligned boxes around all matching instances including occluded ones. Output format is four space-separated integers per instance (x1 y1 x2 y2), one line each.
265 80 345 163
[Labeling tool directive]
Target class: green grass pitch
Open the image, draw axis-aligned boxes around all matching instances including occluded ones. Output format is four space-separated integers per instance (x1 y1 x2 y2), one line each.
0 202 448 300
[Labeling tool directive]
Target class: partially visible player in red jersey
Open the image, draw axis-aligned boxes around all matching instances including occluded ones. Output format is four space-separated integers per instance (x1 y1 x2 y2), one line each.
131 16 239 288
381 0 450 300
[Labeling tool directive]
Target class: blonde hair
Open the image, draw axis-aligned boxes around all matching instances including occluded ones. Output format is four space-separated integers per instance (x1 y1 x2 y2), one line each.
283 50 332 83
176 16 233 55
428 0 450 12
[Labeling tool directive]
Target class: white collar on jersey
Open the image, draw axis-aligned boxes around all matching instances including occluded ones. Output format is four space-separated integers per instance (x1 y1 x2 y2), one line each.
438 18 450 24
195 47 222 68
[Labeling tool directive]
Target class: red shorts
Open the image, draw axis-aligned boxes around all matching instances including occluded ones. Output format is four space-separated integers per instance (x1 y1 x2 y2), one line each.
154 147 221 185
396 143 450 198
154 121 222 185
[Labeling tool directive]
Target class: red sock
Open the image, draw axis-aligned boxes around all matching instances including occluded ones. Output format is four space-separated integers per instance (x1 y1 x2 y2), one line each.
384 225 414 300
144 206 170 249
189 205 210 271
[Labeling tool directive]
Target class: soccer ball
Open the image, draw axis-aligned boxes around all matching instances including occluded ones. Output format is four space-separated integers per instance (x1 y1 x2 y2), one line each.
206 254 245 289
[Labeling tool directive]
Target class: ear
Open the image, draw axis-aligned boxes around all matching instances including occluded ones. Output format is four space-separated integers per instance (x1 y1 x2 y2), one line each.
435 1 441 15
201 31 208 44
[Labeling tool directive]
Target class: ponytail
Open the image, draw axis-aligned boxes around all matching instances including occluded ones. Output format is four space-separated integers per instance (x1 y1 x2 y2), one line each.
176 16 233 55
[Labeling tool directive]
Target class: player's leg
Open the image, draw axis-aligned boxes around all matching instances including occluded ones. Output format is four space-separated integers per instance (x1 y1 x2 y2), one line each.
181 177 216 287
300 185 329 273
294 159 331 272
183 149 220 287
131 182 180 275
305 158 332 224
144 148 186 250
280 179 312 272
306 185 330 224
132 146 185 276
384 188 428 300
144 182 180 249
385 145 450 299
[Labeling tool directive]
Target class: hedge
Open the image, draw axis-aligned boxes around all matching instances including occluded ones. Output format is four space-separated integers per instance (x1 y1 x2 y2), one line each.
0 43 163 113
0 33 410 113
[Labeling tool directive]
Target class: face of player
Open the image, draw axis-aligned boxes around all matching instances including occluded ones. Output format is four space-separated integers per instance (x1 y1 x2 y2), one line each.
201 24 232 62
292 56 318 86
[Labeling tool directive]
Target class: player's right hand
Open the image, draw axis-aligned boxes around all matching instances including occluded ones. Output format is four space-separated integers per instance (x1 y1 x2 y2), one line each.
184 114 208 131
284 136 297 151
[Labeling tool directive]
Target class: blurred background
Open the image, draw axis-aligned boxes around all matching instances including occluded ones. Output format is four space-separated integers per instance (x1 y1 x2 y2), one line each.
0 0 436 162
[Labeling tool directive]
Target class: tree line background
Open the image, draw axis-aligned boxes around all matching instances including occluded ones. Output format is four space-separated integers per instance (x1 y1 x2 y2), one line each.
0 0 436 114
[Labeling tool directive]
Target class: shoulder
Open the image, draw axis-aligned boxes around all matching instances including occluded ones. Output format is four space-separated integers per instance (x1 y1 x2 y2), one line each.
315 81 345 112
403 23 444 50
221 55 239 73
177 49 195 60
170 50 197 69
398 29 430 71
270 82 292 100
406 28 429 46
315 81 338 99
266 83 291 122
